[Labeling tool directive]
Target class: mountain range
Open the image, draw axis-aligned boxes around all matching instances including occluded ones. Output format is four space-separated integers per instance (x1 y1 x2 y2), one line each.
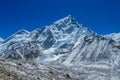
0 15 120 80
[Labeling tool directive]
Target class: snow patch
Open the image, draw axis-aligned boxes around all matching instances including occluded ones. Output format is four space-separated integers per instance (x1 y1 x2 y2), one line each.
42 48 56 54
44 54 63 61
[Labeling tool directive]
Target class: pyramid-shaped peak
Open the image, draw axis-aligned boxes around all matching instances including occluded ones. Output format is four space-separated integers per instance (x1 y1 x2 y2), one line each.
67 15 72 17
62 15 75 21
15 29 30 35
53 15 78 26
65 15 73 19
4 29 30 43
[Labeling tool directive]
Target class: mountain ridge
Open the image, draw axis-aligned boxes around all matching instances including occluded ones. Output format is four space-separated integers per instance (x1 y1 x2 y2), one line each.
0 15 119 60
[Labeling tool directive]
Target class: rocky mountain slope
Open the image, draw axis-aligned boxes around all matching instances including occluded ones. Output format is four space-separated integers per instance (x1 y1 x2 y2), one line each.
0 15 120 80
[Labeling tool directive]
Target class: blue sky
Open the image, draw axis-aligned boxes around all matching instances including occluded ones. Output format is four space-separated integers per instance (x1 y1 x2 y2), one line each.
0 0 120 39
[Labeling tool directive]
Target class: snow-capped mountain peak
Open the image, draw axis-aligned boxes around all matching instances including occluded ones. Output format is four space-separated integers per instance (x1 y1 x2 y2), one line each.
49 15 93 38
4 29 30 43
51 15 80 29
53 15 75 24
15 29 30 35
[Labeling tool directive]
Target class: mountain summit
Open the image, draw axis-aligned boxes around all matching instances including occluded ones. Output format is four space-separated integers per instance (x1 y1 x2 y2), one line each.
53 15 77 25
